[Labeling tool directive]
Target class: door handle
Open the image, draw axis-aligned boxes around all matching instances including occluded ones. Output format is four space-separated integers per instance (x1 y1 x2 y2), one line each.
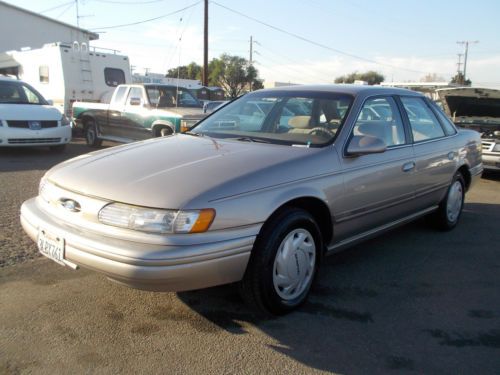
402 161 416 172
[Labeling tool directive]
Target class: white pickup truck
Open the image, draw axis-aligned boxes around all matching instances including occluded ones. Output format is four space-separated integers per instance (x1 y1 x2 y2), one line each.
72 83 207 147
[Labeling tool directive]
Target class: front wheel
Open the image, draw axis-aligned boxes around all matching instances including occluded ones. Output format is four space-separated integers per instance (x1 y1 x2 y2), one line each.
432 172 465 231
239 207 322 315
85 120 102 148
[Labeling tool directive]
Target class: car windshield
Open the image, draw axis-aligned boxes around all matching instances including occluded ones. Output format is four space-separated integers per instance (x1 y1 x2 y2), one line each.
191 91 353 146
0 81 47 105
146 86 202 108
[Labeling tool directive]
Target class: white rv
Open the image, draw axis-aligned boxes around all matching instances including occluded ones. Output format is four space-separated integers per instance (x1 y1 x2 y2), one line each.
0 42 131 117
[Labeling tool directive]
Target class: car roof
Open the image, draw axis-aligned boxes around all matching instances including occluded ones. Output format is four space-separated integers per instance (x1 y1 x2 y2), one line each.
0 76 22 83
258 84 423 97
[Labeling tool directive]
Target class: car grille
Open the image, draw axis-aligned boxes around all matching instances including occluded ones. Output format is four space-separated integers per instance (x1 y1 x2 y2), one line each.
8 138 61 144
7 120 58 128
482 141 495 152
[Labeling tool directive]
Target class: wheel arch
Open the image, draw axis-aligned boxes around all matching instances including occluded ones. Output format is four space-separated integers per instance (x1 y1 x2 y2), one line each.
457 164 472 191
261 196 333 251
151 121 175 136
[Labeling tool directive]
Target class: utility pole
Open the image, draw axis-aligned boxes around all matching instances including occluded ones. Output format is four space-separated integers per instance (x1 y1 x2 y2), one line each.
202 0 208 87
457 40 479 85
249 36 253 65
75 0 79 28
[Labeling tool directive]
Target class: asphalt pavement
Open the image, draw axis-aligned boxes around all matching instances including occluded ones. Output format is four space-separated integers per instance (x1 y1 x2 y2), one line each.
1 139 499 374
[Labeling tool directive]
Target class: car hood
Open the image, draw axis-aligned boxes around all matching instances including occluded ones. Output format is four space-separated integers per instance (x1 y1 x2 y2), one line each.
154 107 206 119
0 104 62 120
436 87 500 122
46 135 327 209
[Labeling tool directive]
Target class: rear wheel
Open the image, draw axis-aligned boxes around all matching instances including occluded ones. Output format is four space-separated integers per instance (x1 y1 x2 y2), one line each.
155 126 173 137
85 120 102 148
239 207 322 315
432 172 465 231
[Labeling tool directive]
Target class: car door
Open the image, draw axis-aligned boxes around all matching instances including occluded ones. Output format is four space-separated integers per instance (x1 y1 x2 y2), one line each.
102 86 129 137
335 96 418 241
119 87 150 140
399 96 458 210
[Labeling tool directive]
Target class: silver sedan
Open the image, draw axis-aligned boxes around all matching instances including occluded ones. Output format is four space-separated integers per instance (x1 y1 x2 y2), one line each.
21 85 483 315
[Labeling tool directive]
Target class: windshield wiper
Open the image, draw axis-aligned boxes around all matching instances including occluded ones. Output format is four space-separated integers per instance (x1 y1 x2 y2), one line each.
234 136 271 144
183 131 203 137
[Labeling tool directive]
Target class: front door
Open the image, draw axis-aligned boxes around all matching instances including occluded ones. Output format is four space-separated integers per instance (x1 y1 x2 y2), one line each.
335 96 417 241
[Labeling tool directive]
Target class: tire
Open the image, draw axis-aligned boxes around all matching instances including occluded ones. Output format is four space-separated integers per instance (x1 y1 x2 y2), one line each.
85 120 102 148
49 144 66 153
156 127 173 137
432 172 465 231
239 207 322 315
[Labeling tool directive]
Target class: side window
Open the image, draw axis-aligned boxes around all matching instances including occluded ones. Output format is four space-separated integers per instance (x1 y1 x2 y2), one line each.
22 86 41 104
39 66 49 83
401 97 445 142
125 87 143 106
430 101 457 136
104 68 126 87
353 97 406 147
112 86 128 105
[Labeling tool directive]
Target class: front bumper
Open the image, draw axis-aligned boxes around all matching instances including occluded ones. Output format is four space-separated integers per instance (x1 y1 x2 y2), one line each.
0 125 71 147
21 198 256 291
482 153 500 171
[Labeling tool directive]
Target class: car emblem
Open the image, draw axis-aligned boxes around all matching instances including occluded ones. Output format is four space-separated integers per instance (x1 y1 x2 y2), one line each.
59 198 81 212
29 121 42 130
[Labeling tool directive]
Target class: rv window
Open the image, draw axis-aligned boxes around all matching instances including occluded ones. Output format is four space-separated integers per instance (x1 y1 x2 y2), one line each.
39 66 49 83
104 68 126 87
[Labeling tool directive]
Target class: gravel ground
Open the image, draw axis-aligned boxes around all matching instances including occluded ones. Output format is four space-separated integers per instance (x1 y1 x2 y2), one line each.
0 140 499 374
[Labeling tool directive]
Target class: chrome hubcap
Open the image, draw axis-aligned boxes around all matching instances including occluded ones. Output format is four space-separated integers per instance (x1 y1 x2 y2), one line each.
273 228 316 300
446 181 463 223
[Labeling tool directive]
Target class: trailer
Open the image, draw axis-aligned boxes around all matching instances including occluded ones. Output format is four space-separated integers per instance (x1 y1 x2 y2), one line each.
0 42 131 117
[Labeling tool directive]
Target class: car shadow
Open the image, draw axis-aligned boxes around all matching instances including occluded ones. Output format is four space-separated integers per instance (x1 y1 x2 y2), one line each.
482 170 500 181
176 202 500 373
0 138 111 172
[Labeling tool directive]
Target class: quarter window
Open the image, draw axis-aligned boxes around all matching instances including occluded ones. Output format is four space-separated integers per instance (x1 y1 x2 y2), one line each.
401 97 445 141
126 87 143 105
353 97 406 147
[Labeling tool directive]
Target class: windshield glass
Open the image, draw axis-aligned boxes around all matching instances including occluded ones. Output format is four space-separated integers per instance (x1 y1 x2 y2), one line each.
192 91 352 146
0 81 47 105
146 86 201 108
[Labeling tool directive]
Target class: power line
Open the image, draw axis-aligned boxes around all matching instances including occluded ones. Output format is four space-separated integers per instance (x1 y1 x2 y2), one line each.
40 1 74 13
211 1 434 75
91 1 202 30
56 2 75 19
91 0 168 4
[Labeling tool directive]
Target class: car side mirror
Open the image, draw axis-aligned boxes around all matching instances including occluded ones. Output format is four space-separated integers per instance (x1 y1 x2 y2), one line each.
129 97 142 106
346 135 387 157
46 99 54 105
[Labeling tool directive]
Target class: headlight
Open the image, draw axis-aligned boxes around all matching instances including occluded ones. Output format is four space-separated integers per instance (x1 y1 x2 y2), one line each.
98 203 215 234
60 115 71 127
493 143 500 152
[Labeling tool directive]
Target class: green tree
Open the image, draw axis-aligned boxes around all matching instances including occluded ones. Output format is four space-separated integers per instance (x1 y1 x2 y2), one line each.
166 62 202 80
334 71 385 85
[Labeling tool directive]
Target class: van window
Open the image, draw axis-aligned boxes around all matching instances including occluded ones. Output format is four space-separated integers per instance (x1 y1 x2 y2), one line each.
104 68 126 87
39 66 49 83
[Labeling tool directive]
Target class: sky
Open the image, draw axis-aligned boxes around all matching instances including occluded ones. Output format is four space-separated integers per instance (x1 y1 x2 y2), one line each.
6 0 500 88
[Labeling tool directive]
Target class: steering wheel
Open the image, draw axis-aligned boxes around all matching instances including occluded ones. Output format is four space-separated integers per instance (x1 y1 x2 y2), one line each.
308 127 336 138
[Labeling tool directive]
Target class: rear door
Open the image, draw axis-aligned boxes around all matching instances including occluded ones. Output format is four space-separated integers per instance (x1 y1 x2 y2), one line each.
399 96 458 209
335 96 418 240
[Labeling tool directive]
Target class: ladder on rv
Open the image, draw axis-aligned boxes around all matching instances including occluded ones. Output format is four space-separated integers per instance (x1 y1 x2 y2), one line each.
76 42 93 101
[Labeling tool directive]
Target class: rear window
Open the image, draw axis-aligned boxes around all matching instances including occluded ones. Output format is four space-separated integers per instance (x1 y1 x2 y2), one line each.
104 68 126 87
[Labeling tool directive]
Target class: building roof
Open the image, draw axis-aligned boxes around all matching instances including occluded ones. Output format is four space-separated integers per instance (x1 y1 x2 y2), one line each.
0 0 99 41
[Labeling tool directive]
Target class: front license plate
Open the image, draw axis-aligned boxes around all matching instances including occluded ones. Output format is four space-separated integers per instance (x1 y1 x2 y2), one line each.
37 229 65 266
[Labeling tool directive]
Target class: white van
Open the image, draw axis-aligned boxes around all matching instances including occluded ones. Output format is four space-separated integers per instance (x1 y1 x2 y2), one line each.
0 76 71 151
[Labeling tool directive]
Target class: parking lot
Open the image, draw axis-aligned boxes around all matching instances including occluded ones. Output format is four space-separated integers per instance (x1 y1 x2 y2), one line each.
1 139 499 374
